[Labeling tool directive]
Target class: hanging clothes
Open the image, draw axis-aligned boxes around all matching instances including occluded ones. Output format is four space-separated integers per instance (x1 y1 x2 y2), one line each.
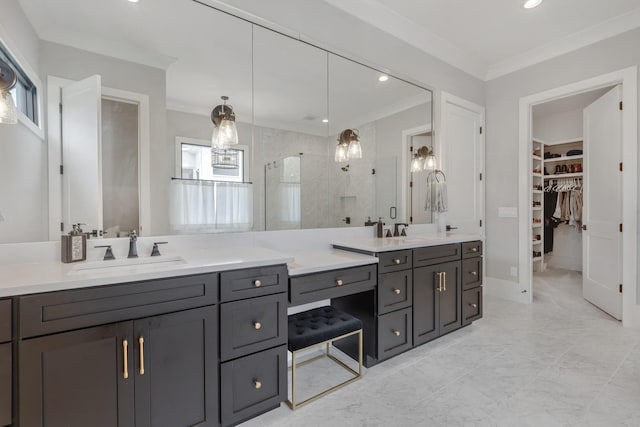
544 191 558 253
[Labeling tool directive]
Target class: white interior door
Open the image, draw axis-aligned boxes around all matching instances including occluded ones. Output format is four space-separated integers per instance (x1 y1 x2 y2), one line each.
61 75 103 234
583 85 622 320
441 94 484 234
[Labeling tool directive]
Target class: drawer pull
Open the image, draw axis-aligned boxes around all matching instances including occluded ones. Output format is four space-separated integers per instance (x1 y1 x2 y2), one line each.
393 288 401 295
336 279 344 286
436 272 443 292
469 271 478 276
470 247 479 253
393 258 401 265
393 330 401 337
138 337 145 375
254 321 262 330
443 272 447 292
254 380 262 390
123 340 129 379
470 303 478 308
254 279 262 288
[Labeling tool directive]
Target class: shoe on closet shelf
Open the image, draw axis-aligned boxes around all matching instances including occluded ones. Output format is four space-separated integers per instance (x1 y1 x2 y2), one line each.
561 164 569 174
575 163 583 173
554 165 562 174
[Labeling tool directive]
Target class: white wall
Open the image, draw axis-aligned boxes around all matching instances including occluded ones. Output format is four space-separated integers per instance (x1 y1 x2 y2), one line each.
485 27 640 304
533 109 583 143
0 0 46 244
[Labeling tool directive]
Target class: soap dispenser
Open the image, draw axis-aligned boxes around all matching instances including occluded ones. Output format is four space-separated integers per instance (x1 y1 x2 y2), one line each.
61 224 87 263
376 217 384 238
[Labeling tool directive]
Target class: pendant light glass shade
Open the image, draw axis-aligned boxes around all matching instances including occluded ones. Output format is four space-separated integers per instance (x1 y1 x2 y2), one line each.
334 142 349 162
0 91 18 124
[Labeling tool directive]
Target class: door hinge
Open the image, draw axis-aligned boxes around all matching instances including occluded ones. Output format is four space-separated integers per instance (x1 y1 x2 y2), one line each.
620 162 623 172
409 181 413 188
620 223 623 232
479 173 483 181
409 146 414 152
59 165 64 175
60 222 64 232
410 216 413 223
619 101 623 111
619 284 623 293
479 126 483 135
479 219 483 227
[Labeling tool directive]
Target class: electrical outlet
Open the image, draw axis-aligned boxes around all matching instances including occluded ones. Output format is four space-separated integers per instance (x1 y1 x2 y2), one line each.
510 266 518 277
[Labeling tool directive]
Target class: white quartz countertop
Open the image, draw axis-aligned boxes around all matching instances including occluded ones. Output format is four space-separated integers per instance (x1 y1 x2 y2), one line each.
332 233 483 253
287 249 378 276
0 247 294 298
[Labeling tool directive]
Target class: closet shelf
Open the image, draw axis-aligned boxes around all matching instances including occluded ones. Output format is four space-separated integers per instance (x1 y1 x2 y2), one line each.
532 224 543 228
533 257 543 262
544 172 583 179
544 155 583 163
532 155 542 161
532 173 542 178
532 190 543 194
532 207 542 211
532 240 542 245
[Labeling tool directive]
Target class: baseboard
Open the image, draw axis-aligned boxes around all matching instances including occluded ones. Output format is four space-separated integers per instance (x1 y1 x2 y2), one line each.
484 276 531 304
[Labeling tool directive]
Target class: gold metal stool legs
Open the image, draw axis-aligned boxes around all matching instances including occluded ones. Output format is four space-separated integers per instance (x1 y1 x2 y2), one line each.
286 329 363 410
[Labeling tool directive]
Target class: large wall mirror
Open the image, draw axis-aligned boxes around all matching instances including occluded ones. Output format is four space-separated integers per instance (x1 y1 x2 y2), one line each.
0 0 433 244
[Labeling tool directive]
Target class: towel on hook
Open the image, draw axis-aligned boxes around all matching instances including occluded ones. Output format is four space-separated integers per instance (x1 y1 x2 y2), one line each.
425 171 448 213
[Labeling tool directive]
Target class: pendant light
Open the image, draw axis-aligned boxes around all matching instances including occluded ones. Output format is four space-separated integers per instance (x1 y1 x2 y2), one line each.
0 59 18 125
210 96 238 149
334 129 362 162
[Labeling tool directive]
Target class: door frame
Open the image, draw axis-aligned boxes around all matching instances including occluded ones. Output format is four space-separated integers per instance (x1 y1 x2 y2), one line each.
517 66 639 328
401 124 432 224
47 76 151 239
439 91 486 237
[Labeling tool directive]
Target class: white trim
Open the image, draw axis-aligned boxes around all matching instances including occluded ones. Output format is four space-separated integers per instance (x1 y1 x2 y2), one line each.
517 66 639 327
439 91 486 238
47 77 151 239
486 8 640 81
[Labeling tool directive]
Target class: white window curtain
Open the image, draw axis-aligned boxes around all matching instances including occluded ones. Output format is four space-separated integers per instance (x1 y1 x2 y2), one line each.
278 182 300 227
170 180 253 233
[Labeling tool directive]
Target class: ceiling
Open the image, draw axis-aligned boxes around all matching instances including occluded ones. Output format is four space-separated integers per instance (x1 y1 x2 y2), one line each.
532 86 612 118
324 0 640 80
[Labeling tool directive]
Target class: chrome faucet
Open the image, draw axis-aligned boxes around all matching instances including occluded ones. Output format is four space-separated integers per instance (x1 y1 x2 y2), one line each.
128 230 138 258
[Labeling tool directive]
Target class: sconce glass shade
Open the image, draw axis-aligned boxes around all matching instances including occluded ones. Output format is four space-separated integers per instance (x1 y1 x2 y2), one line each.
410 155 424 172
334 142 349 162
217 117 238 147
211 148 239 169
211 96 239 149
347 139 362 159
425 153 435 169
0 91 18 125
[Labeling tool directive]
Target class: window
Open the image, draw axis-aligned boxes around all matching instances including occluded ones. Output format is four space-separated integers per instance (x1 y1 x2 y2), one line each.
180 143 245 182
0 43 39 126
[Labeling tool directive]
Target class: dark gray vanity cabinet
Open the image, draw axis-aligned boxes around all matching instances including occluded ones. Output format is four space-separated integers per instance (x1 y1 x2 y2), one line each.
219 265 288 427
413 261 462 346
0 299 12 427
17 273 219 427
461 241 484 326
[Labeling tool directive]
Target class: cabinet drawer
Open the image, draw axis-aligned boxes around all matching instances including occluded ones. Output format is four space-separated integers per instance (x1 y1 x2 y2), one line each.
19 273 218 339
289 264 376 306
462 257 483 290
377 271 412 315
377 307 412 361
462 241 483 259
0 300 10 343
413 244 460 267
221 345 287 427
0 343 10 427
220 265 287 302
462 287 483 326
220 293 287 361
377 250 412 274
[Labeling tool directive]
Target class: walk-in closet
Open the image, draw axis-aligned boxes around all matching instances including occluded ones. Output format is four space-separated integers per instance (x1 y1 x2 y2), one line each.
530 85 623 320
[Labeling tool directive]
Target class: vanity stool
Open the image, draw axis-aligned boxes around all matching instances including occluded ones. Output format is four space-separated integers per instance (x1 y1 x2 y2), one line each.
286 306 363 410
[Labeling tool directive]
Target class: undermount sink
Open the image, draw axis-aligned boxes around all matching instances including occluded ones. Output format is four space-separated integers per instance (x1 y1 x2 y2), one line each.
69 256 187 275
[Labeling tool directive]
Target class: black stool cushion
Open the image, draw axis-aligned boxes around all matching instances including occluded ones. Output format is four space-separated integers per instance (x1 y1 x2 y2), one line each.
288 306 362 352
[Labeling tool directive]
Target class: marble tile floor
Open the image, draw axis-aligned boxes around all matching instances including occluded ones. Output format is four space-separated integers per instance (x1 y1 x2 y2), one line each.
241 268 640 426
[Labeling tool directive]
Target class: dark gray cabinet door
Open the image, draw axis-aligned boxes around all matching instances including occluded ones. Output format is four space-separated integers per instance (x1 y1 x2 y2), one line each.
413 264 440 346
438 261 462 335
0 343 11 427
19 322 135 427
134 306 218 427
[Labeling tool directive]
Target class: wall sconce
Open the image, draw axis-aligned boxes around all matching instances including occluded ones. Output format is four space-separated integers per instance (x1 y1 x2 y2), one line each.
411 146 436 172
211 95 238 149
334 129 362 162
0 59 18 125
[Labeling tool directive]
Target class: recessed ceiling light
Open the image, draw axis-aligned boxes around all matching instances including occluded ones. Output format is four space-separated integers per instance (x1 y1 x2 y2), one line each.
378 75 389 82
523 0 541 9
128 0 140 3
322 118 329 123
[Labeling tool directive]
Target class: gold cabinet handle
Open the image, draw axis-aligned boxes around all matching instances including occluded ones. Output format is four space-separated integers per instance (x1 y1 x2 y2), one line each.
393 330 401 337
436 272 442 292
393 258 401 265
138 337 145 375
254 380 262 390
254 321 262 330
471 247 478 253
123 340 129 379
470 303 478 308
336 279 344 286
393 288 401 295
254 279 262 287
470 271 478 276
443 272 447 292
